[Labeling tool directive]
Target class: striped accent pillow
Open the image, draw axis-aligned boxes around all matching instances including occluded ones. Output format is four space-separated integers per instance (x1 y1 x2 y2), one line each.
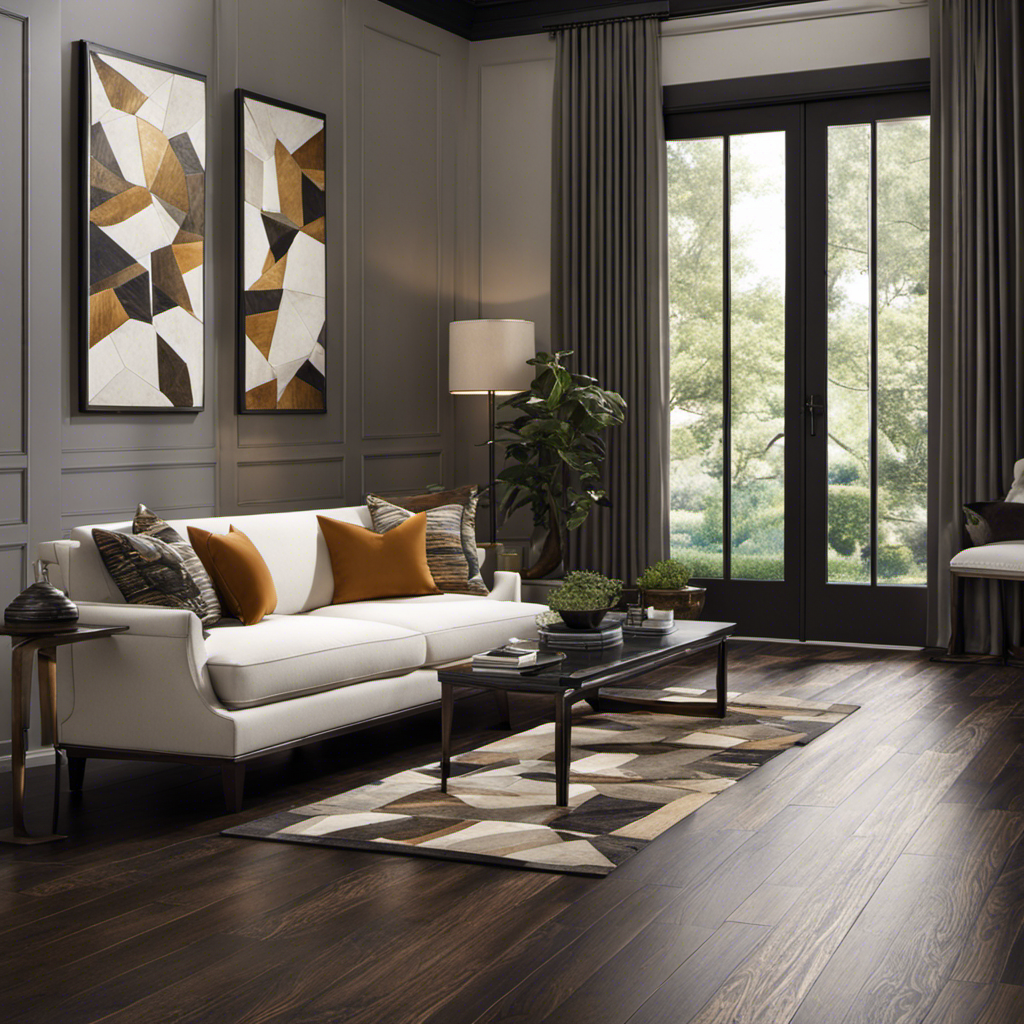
133 504 222 625
367 496 488 596
374 485 482 583
93 528 210 621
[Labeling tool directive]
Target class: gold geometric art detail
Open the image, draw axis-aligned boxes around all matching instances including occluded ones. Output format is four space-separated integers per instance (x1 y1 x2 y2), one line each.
90 186 152 227
245 310 279 360
172 241 205 277
274 140 305 229
93 55 147 114
250 254 288 292
89 289 129 347
300 217 325 244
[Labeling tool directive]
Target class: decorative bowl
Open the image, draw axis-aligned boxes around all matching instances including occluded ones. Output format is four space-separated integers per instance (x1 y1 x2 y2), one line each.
641 586 706 620
557 608 613 631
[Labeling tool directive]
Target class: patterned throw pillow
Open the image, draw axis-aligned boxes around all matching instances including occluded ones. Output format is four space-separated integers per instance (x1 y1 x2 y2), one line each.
93 529 210 621
367 495 488 596
134 504 222 625
371 485 483 585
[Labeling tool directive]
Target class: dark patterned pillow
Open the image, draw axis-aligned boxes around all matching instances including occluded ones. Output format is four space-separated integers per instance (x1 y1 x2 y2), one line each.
133 504 221 624
93 528 210 621
367 495 488 596
372 485 482 584
963 501 1024 546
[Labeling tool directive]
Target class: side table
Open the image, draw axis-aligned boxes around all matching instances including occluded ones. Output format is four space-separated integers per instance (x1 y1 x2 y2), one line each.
0 624 128 844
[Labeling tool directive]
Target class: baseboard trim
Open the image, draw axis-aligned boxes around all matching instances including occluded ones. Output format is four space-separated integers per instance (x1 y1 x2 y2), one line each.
0 748 57 773
735 636 925 652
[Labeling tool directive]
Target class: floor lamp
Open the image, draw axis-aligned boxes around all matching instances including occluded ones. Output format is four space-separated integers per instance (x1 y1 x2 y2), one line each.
449 320 536 545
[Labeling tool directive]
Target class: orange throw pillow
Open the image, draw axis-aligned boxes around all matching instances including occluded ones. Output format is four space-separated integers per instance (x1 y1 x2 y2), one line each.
317 512 440 604
187 525 277 625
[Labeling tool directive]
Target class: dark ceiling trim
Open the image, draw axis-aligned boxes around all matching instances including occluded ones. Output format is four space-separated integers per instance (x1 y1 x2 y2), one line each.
380 0 827 41
379 0 475 38
662 58 930 114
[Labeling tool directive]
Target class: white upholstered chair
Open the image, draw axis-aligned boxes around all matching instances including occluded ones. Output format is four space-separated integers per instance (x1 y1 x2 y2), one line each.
947 459 1024 659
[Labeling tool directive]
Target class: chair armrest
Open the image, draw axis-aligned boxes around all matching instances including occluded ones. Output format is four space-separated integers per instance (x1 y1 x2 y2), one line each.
488 570 521 602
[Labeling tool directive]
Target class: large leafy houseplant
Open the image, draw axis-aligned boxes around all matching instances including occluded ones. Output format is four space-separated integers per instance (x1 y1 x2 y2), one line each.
497 351 626 578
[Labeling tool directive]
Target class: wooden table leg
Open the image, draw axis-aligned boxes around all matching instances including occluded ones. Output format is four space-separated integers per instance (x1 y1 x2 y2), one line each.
10 643 31 838
717 639 728 718
37 647 57 746
554 693 571 807
1 640 66 845
440 680 453 793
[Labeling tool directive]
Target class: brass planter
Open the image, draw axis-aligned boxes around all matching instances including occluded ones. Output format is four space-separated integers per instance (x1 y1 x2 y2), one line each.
642 586 706 620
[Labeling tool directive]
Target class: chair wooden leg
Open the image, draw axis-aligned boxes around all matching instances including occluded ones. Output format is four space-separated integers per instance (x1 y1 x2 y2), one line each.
947 571 965 655
222 764 245 814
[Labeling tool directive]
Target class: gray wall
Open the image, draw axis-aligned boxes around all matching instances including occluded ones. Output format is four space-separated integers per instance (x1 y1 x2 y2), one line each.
0 0 467 764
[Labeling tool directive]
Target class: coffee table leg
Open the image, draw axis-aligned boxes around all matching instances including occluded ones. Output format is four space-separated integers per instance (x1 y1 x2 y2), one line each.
717 639 728 718
440 681 453 793
554 693 570 807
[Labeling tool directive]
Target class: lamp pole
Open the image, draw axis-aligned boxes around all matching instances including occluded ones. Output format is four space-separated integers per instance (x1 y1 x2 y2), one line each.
488 389 497 545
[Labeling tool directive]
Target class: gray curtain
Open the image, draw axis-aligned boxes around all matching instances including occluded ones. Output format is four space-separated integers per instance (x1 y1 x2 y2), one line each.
929 0 1024 651
553 17 669 584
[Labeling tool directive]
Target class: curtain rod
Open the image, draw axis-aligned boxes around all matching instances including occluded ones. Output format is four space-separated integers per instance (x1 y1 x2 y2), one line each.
544 8 670 33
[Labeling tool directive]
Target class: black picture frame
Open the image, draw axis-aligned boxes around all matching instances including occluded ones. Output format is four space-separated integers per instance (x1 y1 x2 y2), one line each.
79 41 207 413
236 88 327 415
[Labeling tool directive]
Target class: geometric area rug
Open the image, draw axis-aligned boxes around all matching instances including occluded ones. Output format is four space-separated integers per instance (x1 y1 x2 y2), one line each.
224 686 857 877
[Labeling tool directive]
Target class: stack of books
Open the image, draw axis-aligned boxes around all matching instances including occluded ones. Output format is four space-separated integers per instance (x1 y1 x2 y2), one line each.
538 620 624 650
622 617 677 637
472 643 564 674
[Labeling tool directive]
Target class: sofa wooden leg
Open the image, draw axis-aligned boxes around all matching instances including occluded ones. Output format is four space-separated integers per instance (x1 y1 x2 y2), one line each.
222 764 245 813
67 756 86 793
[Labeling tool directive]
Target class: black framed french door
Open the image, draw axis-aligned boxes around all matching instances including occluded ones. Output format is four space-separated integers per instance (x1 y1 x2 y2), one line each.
804 92 930 645
665 90 930 644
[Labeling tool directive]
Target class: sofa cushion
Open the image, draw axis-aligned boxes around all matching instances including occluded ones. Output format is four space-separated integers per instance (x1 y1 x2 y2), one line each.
134 504 222 624
367 496 487 597
950 540 1024 574
189 525 278 625
92 528 210 620
204 615 427 709
307 594 547 666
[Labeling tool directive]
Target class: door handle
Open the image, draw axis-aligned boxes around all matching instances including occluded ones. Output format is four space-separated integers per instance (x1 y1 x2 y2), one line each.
805 395 824 436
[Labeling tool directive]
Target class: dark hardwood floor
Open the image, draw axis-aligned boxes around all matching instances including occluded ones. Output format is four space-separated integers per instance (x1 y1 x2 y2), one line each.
2 641 1023 1023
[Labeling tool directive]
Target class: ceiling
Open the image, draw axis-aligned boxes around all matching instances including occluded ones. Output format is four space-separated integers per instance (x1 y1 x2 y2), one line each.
378 0 843 40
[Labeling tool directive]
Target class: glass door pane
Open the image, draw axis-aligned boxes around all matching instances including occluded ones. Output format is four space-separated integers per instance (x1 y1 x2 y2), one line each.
667 131 787 583
730 132 786 581
667 136 725 579
824 116 930 588
876 117 930 585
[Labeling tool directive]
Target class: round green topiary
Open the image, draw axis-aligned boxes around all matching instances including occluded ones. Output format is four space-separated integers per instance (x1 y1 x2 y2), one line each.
636 558 692 592
547 571 623 611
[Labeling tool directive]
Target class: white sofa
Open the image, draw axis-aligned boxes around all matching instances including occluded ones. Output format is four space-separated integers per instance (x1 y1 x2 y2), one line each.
38 505 545 811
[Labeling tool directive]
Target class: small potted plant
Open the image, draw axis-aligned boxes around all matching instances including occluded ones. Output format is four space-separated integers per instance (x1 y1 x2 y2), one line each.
547 570 623 630
636 559 705 620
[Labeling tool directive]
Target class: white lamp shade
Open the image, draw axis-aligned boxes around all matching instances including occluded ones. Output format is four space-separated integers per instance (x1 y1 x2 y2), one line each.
449 319 536 395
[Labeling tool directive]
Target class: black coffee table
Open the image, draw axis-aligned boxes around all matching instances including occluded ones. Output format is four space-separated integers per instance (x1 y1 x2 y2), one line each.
438 619 735 806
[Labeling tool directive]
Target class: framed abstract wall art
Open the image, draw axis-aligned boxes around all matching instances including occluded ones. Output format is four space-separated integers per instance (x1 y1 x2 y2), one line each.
237 90 326 413
79 41 206 412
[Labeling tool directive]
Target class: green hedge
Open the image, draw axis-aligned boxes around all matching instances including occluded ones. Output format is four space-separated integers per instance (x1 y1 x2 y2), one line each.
672 547 925 586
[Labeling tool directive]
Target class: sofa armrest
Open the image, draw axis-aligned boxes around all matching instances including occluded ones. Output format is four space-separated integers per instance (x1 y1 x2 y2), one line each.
38 539 78 594
488 570 521 602
57 602 236 759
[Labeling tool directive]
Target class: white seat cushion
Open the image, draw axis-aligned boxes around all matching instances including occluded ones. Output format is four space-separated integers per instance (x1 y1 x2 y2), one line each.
950 541 1024 573
204 614 427 709
307 594 547 665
